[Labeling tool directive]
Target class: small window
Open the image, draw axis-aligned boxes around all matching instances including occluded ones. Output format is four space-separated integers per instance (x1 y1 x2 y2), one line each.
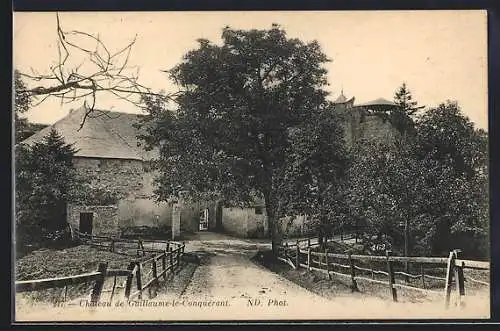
255 206 263 215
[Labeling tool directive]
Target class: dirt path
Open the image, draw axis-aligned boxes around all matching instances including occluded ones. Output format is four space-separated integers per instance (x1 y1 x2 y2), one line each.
151 232 489 320
15 233 490 321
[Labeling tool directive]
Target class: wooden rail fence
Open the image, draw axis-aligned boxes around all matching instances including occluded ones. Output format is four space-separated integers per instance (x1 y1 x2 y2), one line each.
16 234 186 304
277 239 489 309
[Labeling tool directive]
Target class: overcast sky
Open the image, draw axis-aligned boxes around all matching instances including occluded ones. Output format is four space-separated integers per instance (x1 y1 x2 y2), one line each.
13 10 488 129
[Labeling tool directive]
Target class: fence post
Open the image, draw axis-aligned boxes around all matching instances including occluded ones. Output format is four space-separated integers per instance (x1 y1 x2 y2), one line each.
110 239 115 253
140 240 145 257
348 251 359 292
420 264 426 289
385 250 397 302
325 248 331 280
124 262 135 299
90 262 108 304
166 242 170 252
136 262 143 300
453 249 466 308
307 247 311 271
109 276 118 302
295 240 300 269
444 250 456 309
149 258 158 298
176 246 181 269
152 258 158 282
168 247 173 272
284 242 288 261
169 247 174 273
162 250 167 281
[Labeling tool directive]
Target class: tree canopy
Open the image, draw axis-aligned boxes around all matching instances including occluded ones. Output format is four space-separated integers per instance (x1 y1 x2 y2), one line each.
139 25 348 251
15 129 81 250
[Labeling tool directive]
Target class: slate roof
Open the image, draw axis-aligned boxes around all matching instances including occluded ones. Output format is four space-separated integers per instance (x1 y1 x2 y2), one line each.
21 106 157 161
356 98 397 107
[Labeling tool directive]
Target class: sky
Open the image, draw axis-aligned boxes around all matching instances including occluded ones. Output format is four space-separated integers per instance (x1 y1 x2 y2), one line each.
13 10 488 129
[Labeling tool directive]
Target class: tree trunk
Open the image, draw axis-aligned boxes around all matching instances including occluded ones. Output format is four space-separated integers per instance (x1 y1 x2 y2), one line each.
264 192 282 255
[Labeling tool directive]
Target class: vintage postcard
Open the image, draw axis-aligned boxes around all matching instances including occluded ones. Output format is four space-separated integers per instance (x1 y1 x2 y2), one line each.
12 10 490 322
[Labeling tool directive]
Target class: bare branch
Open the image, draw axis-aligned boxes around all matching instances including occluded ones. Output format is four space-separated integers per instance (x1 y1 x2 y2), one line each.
16 13 177 128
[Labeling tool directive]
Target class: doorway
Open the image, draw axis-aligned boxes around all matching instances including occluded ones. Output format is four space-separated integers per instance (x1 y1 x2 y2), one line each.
79 212 93 235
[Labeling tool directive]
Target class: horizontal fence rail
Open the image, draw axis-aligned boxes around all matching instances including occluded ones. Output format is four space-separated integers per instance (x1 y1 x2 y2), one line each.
16 233 186 304
276 237 489 309
16 272 102 293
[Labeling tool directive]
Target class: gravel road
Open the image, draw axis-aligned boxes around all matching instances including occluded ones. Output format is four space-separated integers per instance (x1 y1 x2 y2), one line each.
15 232 490 321
153 232 490 320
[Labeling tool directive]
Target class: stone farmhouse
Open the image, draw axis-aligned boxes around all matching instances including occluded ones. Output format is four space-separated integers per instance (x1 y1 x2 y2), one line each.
20 92 400 239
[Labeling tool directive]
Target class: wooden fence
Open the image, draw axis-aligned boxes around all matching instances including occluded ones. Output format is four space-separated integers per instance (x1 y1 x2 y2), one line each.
277 239 489 308
15 234 186 304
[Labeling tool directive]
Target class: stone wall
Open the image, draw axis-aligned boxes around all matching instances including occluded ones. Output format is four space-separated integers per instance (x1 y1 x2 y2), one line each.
72 157 172 229
245 206 268 238
221 206 268 238
221 207 313 239
117 199 172 228
73 158 144 199
67 204 119 237
221 207 249 237
336 107 400 148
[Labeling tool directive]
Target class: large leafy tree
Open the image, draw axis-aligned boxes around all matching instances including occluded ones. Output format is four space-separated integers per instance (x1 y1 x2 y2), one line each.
348 101 488 258
414 101 488 257
278 106 348 245
15 128 81 250
139 25 347 252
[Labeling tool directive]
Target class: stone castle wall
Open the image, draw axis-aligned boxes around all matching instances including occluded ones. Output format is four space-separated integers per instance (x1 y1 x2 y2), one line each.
337 107 401 147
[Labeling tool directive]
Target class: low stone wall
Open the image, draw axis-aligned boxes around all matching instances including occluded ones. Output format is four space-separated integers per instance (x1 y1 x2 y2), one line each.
117 198 172 228
221 206 268 238
221 207 250 237
67 204 120 237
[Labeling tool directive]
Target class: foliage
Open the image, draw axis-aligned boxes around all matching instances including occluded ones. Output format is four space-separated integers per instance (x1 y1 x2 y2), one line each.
14 69 32 115
276 107 349 243
16 120 49 143
13 70 50 142
348 101 488 258
386 82 421 139
15 128 81 250
139 25 347 251
394 82 419 116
